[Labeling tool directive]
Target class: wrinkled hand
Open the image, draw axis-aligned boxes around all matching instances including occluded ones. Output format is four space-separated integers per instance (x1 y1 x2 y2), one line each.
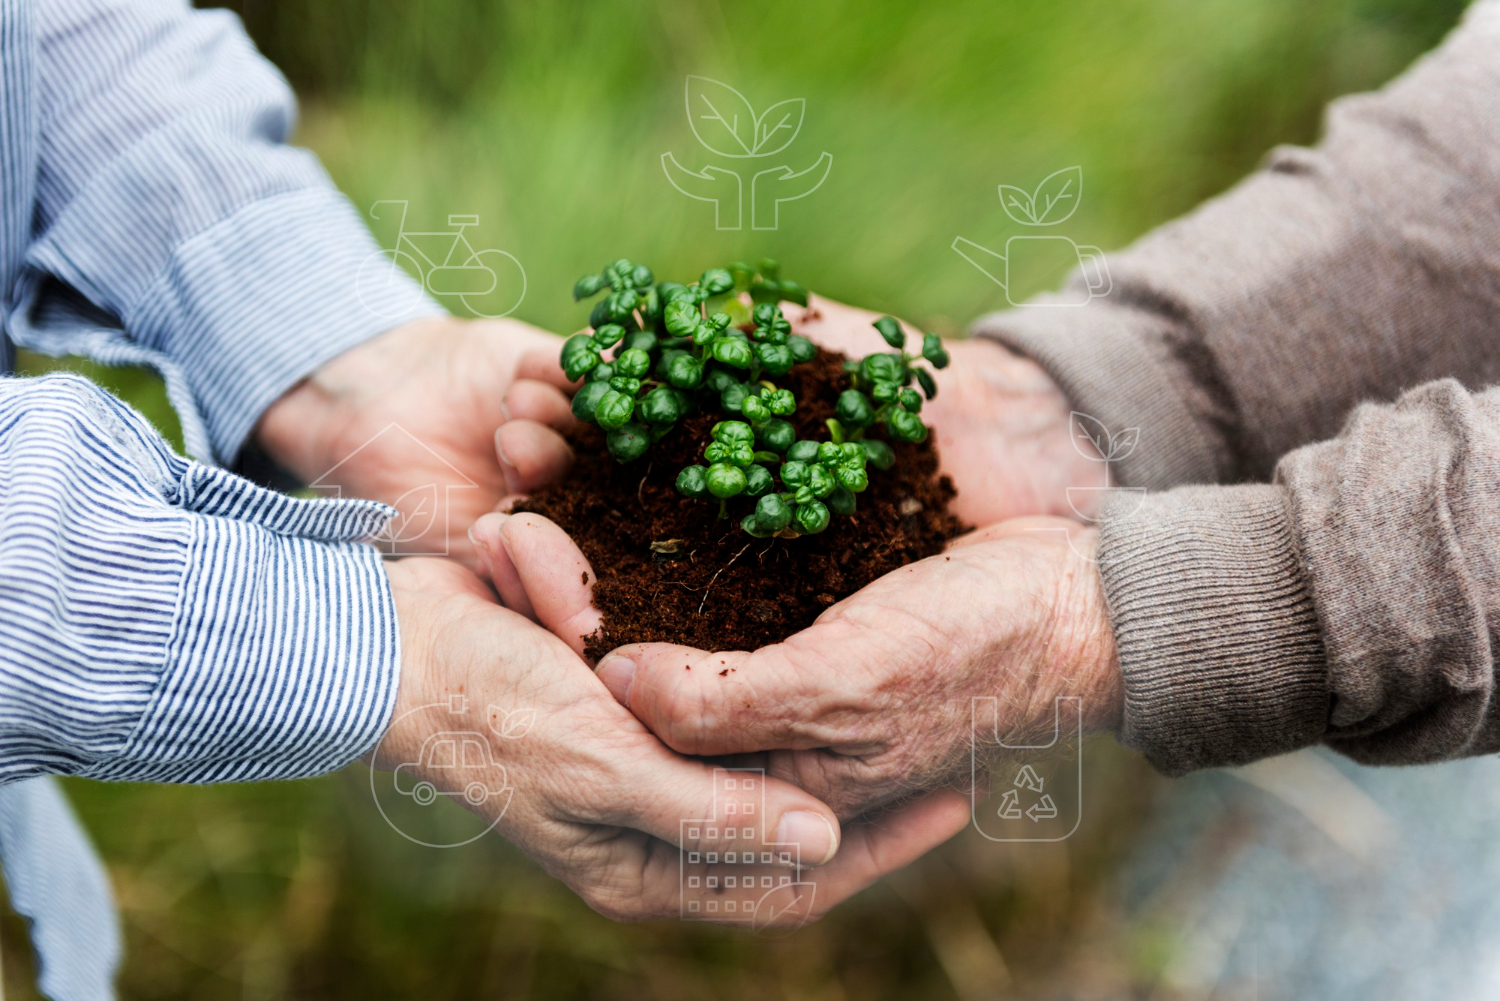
784 295 1103 524
257 316 578 567
380 530 971 925
578 519 1123 820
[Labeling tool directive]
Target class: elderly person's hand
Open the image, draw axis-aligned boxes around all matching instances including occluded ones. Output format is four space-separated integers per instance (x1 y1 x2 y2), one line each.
379 534 971 925
256 316 578 567
782 296 1103 525
476 513 1123 822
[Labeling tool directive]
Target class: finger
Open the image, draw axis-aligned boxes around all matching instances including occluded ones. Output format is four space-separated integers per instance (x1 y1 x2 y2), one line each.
627 786 969 926
515 341 577 390
495 419 573 494
497 512 602 658
595 639 839 756
469 513 536 619
502 379 575 431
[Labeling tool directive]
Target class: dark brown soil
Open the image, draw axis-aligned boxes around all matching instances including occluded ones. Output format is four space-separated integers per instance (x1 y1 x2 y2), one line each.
516 348 966 657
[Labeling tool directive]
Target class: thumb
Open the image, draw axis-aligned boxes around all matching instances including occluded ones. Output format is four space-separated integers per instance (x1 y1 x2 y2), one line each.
471 512 602 658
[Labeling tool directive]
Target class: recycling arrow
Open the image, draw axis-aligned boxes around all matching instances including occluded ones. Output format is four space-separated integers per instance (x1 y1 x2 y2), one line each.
1026 794 1057 822
1014 764 1044 793
997 788 1022 820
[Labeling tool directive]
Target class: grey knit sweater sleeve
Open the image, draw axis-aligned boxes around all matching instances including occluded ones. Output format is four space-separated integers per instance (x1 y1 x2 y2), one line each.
971 2 1500 773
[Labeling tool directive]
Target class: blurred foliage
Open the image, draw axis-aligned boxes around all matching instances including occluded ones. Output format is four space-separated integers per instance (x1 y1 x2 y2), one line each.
9 0 1466 996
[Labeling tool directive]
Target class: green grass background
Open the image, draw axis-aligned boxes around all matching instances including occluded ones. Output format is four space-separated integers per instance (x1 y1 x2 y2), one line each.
10 0 1466 996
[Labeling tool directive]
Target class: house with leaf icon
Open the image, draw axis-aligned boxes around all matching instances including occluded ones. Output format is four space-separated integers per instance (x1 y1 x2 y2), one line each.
308 423 477 556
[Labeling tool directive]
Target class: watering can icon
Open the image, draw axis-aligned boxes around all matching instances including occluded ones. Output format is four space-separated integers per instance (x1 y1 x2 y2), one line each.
952 235 1111 308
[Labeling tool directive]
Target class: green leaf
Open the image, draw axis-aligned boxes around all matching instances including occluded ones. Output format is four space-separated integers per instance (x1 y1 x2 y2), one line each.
754 493 792 531
562 346 601 382
755 418 795 453
873 315 905 348
706 463 747 499
728 444 756 468
827 486 857 516
887 407 928 443
861 353 903 384
630 264 654 289
720 381 749 413
586 361 615 383
807 464 835 498
745 464 775 497
607 376 641 396
835 389 873 427
871 379 899 403
712 336 754 369
793 499 830 534
700 267 735 296
607 422 651 462
915 367 938 399
595 389 635 430
604 289 639 320
570 380 612 425
787 335 817 364
638 386 683 425
780 460 809 488
704 441 729 464
861 439 896 470
786 440 820 463
740 394 769 423
817 441 842 466
899 388 923 412
836 465 869 492
620 330 658 355
712 420 755 445
614 348 651 379
664 299 700 337
922 333 951 369
766 389 796 415
741 513 775 538
658 281 692 304
675 464 708 498
778 280 809 307
573 273 607 301
664 353 704 389
754 342 794 376
590 323 626 349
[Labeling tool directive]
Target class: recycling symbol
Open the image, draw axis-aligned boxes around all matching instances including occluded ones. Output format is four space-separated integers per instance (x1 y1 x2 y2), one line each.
996 764 1058 823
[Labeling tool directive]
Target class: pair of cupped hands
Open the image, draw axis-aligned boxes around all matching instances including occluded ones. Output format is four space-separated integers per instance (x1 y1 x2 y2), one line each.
257 297 1123 926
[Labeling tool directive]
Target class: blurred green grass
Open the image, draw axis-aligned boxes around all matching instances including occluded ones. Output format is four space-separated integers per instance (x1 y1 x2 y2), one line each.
10 0 1465 996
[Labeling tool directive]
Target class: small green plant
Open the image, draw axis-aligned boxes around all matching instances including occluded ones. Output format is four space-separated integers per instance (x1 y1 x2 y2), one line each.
564 258 949 537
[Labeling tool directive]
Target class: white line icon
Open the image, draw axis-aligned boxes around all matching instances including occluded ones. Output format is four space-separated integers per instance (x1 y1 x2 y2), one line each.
356 200 526 319
971 696 1083 843
679 768 815 934
368 693 529 849
662 77 832 231
953 166 1111 307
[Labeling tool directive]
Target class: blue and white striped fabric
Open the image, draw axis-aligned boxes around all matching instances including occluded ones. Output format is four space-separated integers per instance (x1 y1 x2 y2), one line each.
0 0 443 997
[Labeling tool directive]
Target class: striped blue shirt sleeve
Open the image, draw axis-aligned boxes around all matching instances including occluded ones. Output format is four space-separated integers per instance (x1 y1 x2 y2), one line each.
0 372 401 784
7 0 444 465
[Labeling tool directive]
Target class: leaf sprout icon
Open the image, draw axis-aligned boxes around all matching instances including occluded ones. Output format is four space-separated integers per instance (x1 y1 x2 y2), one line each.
685 76 806 159
998 166 1083 227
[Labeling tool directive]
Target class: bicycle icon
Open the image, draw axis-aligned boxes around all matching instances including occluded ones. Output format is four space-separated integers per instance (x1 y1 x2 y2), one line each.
356 200 527 319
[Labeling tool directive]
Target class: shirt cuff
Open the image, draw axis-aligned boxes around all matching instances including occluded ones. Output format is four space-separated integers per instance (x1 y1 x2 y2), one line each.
1096 483 1329 774
971 300 1229 489
127 187 445 465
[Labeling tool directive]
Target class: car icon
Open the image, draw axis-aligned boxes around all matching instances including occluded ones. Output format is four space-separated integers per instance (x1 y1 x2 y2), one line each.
393 731 510 808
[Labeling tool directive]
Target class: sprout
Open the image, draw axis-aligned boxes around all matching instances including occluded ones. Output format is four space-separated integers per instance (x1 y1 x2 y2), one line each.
564 259 943 537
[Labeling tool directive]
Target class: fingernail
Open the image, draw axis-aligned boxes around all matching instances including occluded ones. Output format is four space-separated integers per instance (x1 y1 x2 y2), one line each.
494 428 517 471
498 398 511 422
595 655 636 708
775 811 839 868
468 523 495 579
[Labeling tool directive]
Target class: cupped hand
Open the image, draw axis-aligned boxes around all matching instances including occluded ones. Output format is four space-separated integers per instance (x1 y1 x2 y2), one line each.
256 316 580 567
784 295 1103 524
380 539 971 926
584 519 1123 820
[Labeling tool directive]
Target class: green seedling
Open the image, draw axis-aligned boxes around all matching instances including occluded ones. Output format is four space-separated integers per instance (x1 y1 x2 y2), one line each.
563 258 948 537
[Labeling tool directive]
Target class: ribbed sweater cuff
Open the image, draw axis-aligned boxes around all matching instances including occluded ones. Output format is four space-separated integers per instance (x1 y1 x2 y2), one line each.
1097 484 1329 775
971 302 1225 489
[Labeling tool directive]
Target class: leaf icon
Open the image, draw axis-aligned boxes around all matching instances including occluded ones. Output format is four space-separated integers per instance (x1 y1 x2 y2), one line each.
1108 427 1140 462
1030 166 1082 226
385 483 439 543
999 184 1038 226
488 705 536 740
1070 411 1111 462
686 76 758 157
752 97 805 157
